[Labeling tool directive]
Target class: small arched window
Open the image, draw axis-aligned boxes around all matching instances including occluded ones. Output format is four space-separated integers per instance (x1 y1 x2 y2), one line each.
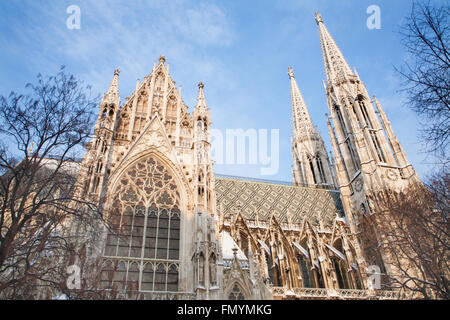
228 283 245 300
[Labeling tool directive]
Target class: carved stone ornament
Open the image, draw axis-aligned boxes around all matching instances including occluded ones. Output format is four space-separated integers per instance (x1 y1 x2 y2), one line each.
386 169 398 181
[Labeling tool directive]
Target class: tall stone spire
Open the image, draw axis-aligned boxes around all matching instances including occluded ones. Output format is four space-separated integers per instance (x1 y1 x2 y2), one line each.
288 67 335 189
195 82 208 111
87 68 121 201
288 67 313 136
315 13 419 279
103 69 120 105
193 82 214 214
315 12 353 85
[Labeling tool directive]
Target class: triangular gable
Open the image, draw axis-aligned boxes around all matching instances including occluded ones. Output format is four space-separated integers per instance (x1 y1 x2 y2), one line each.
109 115 187 188
233 211 259 250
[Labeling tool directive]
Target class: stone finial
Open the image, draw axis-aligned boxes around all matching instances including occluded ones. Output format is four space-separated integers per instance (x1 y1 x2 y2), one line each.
288 66 295 79
315 12 323 24
232 247 238 257
159 55 166 63
198 82 204 89
114 69 120 76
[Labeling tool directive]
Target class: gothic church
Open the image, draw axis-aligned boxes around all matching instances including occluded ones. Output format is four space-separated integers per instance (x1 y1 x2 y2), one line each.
75 13 419 300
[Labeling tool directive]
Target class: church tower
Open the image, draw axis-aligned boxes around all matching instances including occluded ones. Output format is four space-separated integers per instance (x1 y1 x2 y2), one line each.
191 82 220 300
315 12 419 272
288 67 335 189
193 82 215 214
80 69 121 202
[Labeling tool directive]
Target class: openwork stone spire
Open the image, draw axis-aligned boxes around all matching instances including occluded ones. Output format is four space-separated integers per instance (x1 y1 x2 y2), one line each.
195 82 208 111
103 69 120 104
288 67 313 137
288 67 335 189
315 12 353 85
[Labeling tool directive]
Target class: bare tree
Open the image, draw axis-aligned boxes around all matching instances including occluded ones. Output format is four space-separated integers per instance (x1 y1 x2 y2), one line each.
0 67 104 298
397 1 450 160
362 175 449 299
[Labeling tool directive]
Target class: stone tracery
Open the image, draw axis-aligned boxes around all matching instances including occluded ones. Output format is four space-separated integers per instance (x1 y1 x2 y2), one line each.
101 155 181 293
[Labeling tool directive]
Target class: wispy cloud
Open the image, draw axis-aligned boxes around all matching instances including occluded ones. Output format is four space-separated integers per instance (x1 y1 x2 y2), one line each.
0 0 236 99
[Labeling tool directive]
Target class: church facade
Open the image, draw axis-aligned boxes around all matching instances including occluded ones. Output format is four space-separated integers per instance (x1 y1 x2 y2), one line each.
74 13 419 300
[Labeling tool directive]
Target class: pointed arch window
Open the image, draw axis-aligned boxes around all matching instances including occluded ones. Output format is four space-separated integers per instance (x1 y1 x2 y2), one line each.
315 156 326 184
209 253 217 286
334 104 360 172
228 283 245 300
199 252 205 286
356 95 373 128
240 232 249 257
297 254 314 288
264 243 282 286
101 108 107 119
334 104 349 138
102 155 182 293
308 156 317 185
332 257 351 289
370 131 387 163
310 245 325 288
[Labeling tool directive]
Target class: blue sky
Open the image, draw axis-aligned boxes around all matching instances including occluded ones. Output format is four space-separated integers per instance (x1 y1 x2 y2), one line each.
0 0 445 181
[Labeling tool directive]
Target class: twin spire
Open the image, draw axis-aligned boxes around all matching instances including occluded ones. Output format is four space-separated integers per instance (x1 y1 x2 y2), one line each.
315 12 353 85
101 12 351 151
290 11 354 134
288 66 314 137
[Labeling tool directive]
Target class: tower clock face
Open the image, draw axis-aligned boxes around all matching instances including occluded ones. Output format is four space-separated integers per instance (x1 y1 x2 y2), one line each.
386 169 398 181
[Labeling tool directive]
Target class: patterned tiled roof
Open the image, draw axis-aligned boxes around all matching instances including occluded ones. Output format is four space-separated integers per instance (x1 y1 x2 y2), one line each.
215 177 343 226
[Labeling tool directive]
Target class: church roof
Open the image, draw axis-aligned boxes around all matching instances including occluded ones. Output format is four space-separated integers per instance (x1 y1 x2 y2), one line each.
214 176 343 226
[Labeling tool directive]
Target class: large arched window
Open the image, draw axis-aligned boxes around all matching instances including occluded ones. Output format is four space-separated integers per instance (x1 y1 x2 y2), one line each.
102 155 181 293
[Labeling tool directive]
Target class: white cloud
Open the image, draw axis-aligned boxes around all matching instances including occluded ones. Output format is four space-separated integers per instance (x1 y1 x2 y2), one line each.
3 1 236 100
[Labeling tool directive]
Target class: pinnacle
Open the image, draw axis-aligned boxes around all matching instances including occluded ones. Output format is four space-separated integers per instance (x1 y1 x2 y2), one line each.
195 81 208 111
288 67 295 79
315 12 323 24
102 68 120 105
316 13 353 84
